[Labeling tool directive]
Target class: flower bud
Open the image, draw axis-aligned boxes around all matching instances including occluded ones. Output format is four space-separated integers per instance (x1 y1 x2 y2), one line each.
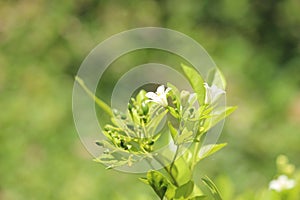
180 90 190 106
113 109 119 116
121 113 127 120
128 103 133 111
141 101 149 115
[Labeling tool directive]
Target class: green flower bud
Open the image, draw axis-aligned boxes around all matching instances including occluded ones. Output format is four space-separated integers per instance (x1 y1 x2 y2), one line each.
113 109 119 116
120 139 126 148
141 101 149 115
180 90 190 106
121 113 127 120
95 141 103 146
104 126 110 131
143 144 152 152
147 140 154 145
128 102 133 111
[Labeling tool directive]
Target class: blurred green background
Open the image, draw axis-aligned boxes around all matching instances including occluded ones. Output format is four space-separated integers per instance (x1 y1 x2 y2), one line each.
1 0 300 199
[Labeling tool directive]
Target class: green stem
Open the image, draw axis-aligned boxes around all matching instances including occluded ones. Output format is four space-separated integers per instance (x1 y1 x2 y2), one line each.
192 141 200 170
169 145 179 174
280 192 288 200
75 76 113 117
192 108 208 170
154 156 179 187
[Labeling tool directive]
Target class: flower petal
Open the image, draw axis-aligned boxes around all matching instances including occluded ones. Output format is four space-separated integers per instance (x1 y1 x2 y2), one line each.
146 92 158 100
156 85 165 95
165 87 172 93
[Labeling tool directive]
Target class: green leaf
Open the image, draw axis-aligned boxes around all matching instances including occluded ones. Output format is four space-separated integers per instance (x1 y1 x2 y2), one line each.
198 143 227 162
170 151 193 184
75 76 113 116
139 177 149 185
181 64 206 105
130 108 141 126
167 82 181 103
182 148 193 167
136 89 147 104
165 184 176 200
176 128 194 145
146 109 168 136
93 152 131 169
110 116 127 131
167 82 181 102
202 176 223 200
207 67 226 90
213 106 237 126
175 181 194 199
168 106 180 118
188 196 207 200
95 140 119 151
203 106 237 132
168 121 178 141
147 171 175 200
188 184 205 200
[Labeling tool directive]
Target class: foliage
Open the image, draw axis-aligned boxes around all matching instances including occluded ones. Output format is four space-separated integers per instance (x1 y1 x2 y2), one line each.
1 1 300 199
77 64 236 199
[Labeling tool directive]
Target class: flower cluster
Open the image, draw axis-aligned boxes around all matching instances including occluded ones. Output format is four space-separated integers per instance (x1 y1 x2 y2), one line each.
146 83 225 108
77 64 235 200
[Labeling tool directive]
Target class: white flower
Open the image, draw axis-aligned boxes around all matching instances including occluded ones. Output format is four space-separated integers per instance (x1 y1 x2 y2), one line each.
269 175 296 192
204 83 225 104
168 139 177 153
146 85 171 107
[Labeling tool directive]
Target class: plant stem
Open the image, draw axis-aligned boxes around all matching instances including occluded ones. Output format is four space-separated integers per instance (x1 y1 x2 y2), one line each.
192 141 200 170
75 76 113 116
169 145 179 174
192 109 207 170
154 156 179 187
280 192 288 200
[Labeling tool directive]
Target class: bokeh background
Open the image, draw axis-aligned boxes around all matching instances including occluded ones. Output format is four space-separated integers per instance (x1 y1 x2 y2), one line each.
1 0 300 199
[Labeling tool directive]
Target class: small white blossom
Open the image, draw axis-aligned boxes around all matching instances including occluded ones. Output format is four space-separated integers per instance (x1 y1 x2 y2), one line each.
269 175 296 192
168 139 177 153
204 83 225 104
146 85 171 107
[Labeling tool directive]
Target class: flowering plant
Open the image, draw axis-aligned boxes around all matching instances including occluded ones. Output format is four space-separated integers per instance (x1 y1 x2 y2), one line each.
76 64 236 199
267 155 299 200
